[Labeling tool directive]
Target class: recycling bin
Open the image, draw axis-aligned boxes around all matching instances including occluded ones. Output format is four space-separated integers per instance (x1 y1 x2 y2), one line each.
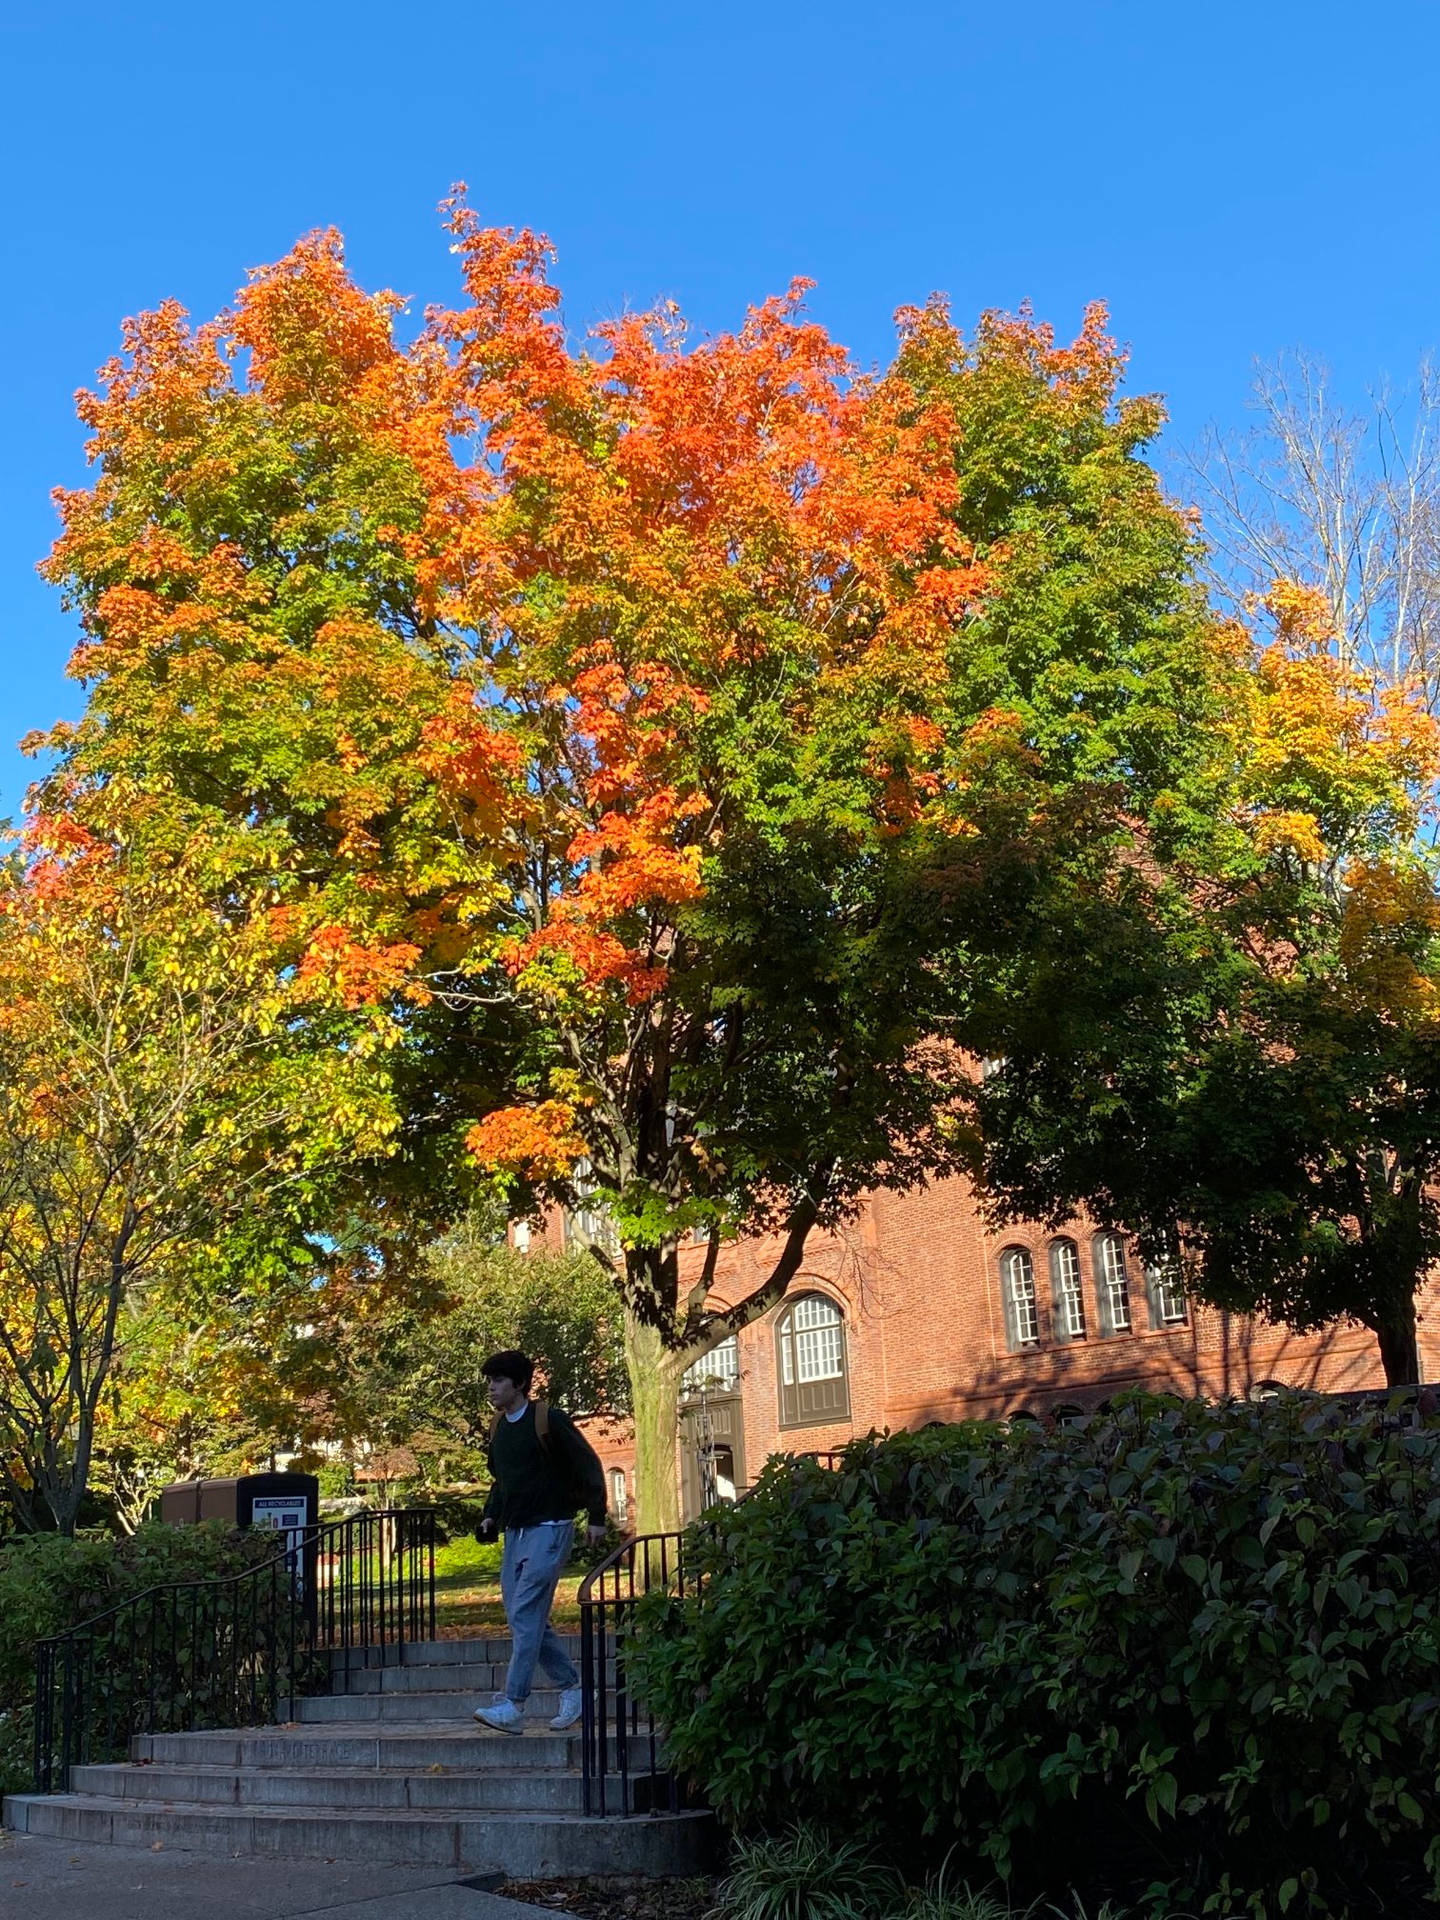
158 1471 320 1618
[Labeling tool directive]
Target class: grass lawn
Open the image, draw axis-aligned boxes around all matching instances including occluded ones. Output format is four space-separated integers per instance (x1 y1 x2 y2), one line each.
432 1532 586 1637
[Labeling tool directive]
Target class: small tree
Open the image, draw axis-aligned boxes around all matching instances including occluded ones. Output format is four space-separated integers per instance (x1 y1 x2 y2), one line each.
296 1211 630 1482
0 807 402 1531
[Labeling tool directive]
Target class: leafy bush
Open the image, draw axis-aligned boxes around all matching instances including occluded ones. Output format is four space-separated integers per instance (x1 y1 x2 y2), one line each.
632 1395 1440 1917
0 1521 279 1794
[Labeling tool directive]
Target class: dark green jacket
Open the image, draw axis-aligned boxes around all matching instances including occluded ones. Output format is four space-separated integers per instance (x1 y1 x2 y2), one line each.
480 1399 607 1530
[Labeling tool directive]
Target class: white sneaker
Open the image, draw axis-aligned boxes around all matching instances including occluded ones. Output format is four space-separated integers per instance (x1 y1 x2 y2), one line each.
473 1696 525 1734
549 1686 584 1731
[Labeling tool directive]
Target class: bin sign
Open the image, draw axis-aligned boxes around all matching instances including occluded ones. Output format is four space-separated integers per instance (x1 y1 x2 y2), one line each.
250 1492 310 1587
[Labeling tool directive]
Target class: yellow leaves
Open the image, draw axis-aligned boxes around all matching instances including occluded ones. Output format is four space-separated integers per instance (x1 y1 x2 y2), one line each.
1263 578 1334 648
1226 580 1440 863
1253 810 1328 864
1336 857 1440 1022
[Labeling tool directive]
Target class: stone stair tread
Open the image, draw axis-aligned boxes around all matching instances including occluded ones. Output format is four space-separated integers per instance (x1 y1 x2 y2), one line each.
4 1787 713 1875
339 1637 585 1666
100 1762 573 1778
18 1792 670 1824
75 1761 580 1797
135 1725 592 1765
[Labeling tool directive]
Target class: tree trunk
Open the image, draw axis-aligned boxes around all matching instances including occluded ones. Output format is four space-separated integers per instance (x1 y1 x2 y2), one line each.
1376 1294 1421 1388
624 1310 685 1536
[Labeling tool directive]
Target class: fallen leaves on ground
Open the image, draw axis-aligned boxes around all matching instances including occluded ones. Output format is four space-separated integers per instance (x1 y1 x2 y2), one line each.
502 1875 715 1920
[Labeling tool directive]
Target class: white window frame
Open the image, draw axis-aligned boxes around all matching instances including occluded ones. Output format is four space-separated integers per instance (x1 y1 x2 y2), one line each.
1096 1234 1132 1335
1050 1239 1086 1341
1002 1247 1040 1349
783 1295 845 1385
682 1333 741 1396
775 1293 850 1428
1146 1259 1188 1328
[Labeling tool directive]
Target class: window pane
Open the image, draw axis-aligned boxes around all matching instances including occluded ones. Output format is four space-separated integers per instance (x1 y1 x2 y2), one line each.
795 1319 844 1382
1098 1236 1131 1333
682 1334 740 1394
1146 1261 1187 1327
1003 1249 1039 1347
1051 1240 1086 1340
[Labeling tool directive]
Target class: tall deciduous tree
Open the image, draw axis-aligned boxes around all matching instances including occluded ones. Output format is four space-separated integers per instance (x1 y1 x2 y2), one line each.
35 213 1224 1525
969 582 1440 1386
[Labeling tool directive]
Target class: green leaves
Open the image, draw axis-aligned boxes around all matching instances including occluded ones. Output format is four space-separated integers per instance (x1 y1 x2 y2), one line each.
632 1395 1440 1914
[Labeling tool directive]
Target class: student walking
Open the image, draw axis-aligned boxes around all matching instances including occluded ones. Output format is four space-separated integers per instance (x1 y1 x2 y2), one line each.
472 1349 608 1733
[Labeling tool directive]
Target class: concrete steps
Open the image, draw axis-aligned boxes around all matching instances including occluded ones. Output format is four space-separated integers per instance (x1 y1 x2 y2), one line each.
3 1792 709 1876
71 1760 588 1811
2 1634 712 1878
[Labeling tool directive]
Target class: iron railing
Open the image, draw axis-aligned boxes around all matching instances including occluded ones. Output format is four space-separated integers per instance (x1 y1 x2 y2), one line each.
577 1531 698 1817
577 1448 844 1816
33 1506 436 1792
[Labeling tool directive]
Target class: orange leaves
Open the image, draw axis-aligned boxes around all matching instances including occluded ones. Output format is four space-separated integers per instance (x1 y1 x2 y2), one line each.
39 198 1175 1150
233 229 405 409
296 925 425 1011
465 1100 585 1180
417 686 524 829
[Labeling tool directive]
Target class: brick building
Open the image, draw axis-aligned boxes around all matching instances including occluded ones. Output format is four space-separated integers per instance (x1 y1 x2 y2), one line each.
553 1172 1425 1527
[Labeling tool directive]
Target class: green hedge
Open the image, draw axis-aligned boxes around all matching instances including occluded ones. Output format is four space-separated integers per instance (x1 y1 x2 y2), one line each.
630 1395 1440 1918
0 1523 279 1795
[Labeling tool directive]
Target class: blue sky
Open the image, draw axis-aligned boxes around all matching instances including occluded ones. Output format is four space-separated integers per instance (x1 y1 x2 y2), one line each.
5 0 1440 818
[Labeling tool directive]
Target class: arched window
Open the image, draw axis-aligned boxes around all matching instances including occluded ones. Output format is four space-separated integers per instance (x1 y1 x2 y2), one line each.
1145 1257 1188 1329
681 1334 740 1397
776 1293 850 1428
1000 1247 1040 1350
1049 1238 1087 1341
1094 1234 1132 1336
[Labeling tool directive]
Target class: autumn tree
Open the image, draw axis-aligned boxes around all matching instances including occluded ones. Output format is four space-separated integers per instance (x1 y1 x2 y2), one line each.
1189 352 1440 702
969 581 1440 1386
35 211 1226 1525
0 804 403 1532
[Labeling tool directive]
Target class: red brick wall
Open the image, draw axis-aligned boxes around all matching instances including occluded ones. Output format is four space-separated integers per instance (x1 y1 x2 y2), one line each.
518 1176 1427 1525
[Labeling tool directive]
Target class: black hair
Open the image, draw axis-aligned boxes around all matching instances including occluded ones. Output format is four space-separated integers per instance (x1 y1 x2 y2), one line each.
481 1349 535 1393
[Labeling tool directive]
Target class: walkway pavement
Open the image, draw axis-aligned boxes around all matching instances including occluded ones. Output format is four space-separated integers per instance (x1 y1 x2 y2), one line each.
0 1829 554 1920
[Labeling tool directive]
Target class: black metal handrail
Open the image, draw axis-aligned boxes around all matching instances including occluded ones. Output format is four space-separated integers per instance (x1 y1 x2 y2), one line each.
577 1530 698 1817
577 1448 844 1817
32 1506 436 1793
